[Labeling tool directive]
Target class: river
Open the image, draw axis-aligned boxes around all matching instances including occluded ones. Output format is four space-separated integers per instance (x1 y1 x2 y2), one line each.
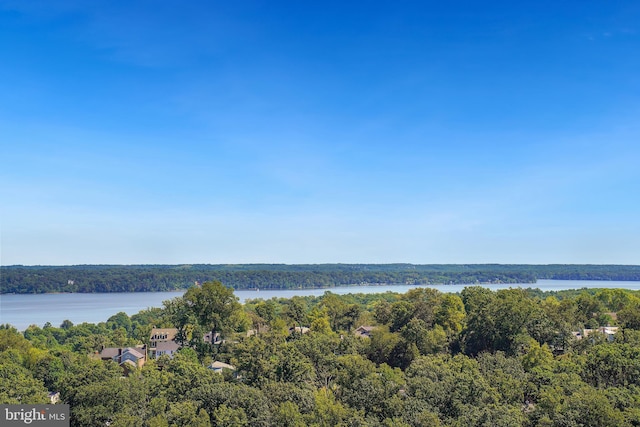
2 279 640 330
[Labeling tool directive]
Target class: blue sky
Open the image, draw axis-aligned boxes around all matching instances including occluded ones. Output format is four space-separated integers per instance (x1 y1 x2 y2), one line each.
1 1 639 265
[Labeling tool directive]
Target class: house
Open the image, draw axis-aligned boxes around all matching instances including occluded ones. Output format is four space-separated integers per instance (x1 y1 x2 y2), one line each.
289 326 310 335
149 328 180 358
150 328 178 346
203 331 223 345
149 327 226 360
574 326 619 342
154 340 181 359
354 325 376 338
97 347 122 362
119 347 146 367
95 345 147 372
208 361 236 374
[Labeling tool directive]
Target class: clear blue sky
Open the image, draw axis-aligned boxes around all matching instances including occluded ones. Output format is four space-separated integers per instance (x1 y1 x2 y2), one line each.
1 1 639 265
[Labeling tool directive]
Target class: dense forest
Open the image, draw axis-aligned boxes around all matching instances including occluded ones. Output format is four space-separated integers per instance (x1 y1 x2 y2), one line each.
3 264 640 293
3 282 640 426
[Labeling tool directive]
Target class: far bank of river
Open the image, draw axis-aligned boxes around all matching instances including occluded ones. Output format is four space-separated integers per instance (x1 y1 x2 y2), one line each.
2 279 640 331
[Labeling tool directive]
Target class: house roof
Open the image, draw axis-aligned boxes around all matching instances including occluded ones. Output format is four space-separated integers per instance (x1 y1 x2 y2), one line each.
98 346 145 361
150 328 178 341
354 326 376 337
156 341 181 352
583 326 619 335
122 347 145 360
209 361 236 371
100 347 121 359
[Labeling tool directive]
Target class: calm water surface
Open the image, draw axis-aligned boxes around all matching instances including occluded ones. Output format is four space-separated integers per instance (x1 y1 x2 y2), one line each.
2 279 640 330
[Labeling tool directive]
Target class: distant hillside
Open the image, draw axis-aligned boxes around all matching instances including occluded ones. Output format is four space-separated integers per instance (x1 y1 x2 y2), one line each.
2 264 640 294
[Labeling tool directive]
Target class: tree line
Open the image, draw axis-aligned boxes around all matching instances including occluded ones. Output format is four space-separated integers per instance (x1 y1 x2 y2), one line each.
3 283 640 425
3 263 640 294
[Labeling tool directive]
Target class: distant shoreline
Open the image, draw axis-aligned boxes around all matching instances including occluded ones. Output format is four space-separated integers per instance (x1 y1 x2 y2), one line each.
7 278 640 296
3 264 640 294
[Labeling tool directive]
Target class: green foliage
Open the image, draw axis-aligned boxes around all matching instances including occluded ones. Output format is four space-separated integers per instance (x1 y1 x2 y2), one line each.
57 354 123 407
0 326 32 353
461 287 553 355
406 354 502 423
106 312 132 332
260 381 316 414
540 385 625 427
583 343 640 388
618 299 640 329
16 263 624 294
336 363 405 422
366 327 401 365
285 296 308 329
308 389 367 427
167 401 212 427
274 401 306 427
181 280 244 335
521 339 554 372
164 352 223 401
273 344 316 385
0 359 49 404
292 332 341 388
477 351 527 405
188 382 272 427
7 282 640 427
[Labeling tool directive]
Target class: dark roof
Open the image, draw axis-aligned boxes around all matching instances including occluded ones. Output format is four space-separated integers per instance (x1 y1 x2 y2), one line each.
150 328 178 341
99 347 121 359
156 341 181 351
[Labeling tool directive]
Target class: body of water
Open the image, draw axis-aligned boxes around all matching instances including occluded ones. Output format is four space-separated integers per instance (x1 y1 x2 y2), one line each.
2 279 640 330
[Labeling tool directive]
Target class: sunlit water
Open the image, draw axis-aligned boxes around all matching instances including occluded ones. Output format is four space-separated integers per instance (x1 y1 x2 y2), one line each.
2 279 639 330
